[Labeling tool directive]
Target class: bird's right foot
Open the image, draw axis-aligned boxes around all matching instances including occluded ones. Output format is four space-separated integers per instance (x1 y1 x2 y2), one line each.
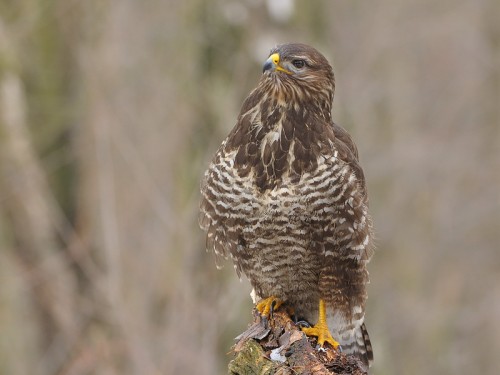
256 296 283 317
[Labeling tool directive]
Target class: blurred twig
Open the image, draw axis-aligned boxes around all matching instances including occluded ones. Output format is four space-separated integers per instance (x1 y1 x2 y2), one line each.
0 17 81 374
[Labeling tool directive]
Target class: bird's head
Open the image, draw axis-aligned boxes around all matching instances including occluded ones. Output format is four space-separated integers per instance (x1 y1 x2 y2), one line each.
260 43 335 113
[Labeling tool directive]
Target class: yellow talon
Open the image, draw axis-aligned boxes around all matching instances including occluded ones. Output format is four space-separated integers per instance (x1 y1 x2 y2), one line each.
256 296 283 317
301 299 341 350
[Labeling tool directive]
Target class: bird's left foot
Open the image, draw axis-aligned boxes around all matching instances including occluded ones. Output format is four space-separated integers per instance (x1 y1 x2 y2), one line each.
301 321 341 350
256 296 283 317
301 299 341 351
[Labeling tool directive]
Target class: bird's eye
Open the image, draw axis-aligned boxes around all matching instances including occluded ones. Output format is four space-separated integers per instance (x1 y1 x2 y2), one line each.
292 59 305 69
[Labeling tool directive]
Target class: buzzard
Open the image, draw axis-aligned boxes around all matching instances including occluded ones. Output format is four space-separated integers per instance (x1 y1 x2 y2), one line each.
199 43 374 369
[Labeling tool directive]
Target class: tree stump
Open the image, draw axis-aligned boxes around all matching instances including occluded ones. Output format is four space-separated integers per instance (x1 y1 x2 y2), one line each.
228 309 368 375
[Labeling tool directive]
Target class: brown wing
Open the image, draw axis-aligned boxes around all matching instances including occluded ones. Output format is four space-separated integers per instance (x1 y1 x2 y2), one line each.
331 122 368 201
199 140 243 272
332 122 359 160
199 95 261 274
316 121 373 366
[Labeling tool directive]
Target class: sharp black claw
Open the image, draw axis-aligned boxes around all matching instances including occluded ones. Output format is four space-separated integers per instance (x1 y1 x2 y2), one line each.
260 314 269 326
270 300 277 319
295 320 311 328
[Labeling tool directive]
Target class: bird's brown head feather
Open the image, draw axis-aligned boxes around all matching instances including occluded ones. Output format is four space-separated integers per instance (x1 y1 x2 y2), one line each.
260 43 335 116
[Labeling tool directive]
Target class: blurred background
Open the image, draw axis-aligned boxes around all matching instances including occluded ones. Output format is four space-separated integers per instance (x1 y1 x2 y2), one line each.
0 0 498 374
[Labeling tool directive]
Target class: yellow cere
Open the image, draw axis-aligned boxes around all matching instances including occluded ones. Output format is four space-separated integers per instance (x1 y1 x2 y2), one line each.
267 53 292 75
270 53 280 65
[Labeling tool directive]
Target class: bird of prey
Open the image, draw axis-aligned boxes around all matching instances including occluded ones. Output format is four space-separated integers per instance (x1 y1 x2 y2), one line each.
199 43 374 369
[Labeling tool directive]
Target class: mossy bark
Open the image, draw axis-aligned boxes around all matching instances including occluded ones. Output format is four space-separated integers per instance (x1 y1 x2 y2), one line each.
228 310 368 375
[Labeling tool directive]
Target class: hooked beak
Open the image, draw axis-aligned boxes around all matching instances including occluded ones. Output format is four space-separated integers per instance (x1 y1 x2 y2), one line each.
262 53 292 74
263 53 278 72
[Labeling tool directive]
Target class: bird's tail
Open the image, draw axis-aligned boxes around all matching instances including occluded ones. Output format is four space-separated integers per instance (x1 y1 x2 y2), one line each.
337 322 373 371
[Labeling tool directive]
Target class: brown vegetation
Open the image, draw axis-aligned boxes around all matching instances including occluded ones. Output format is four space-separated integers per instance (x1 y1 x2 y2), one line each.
230 309 367 375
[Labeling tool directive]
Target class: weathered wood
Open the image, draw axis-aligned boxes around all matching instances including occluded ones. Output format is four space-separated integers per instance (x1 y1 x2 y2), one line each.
229 309 368 375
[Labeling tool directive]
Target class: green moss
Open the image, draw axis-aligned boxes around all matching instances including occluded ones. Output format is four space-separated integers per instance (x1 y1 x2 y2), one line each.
228 339 279 375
